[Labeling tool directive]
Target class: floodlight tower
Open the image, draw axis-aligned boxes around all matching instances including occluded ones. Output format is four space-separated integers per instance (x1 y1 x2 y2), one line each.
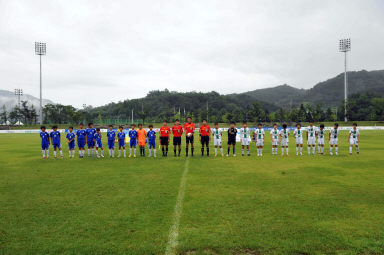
35 42 46 124
14 89 23 109
339 38 351 122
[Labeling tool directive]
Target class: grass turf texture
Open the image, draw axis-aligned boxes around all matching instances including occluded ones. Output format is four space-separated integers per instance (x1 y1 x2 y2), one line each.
0 131 383 254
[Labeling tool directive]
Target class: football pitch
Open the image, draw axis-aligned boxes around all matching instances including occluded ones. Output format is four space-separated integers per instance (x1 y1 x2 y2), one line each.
1 131 384 255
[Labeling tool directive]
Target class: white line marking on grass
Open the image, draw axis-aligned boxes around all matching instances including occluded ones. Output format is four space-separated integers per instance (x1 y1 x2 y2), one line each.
165 159 190 255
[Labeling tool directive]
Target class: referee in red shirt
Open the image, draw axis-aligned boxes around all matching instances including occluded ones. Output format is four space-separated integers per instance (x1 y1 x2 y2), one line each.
159 120 171 157
199 119 211 156
172 119 183 157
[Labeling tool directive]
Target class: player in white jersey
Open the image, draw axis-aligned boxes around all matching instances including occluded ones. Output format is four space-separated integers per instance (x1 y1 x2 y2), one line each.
279 124 289 156
306 121 317 155
329 123 339 155
255 123 265 156
212 122 224 157
348 123 360 155
294 123 304 155
317 124 326 154
239 121 251 156
270 123 279 155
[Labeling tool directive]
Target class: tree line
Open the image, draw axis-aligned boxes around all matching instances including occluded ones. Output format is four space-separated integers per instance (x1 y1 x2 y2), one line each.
1 92 384 126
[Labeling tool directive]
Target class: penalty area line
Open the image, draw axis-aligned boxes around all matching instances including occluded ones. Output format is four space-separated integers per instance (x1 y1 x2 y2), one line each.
165 158 190 255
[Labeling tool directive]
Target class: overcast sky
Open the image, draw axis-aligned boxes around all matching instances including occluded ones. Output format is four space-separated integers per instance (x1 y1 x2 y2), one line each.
0 0 383 108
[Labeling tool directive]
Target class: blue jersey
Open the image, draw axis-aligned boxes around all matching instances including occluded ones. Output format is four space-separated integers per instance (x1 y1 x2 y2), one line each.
77 129 86 140
129 130 138 140
66 132 75 142
40 131 50 144
50 131 61 144
117 132 126 140
147 130 156 142
107 130 116 141
94 133 102 142
86 128 96 141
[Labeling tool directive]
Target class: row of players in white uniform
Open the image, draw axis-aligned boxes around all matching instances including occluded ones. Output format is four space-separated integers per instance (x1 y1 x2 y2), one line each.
227 121 360 156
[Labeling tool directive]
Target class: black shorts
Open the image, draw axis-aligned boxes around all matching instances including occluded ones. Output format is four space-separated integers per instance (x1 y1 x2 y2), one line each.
160 137 169 146
186 135 194 144
201 136 209 146
173 137 181 146
228 139 236 145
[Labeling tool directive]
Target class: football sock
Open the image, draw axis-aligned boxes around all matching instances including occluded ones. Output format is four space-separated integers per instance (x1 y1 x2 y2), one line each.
92 148 95 156
201 147 204 156
47 150 49 157
296 147 298 154
174 149 177 156
308 147 310 154
300 147 302 154
349 146 352 153
154 149 157 157
130 148 132 156
220 147 223 154
54 151 57 157
101 150 104 156
321 147 324 153
356 146 359 153
259 149 261 155
247 149 250 155
112 149 114 156
233 147 235 155
227 147 230 155
272 148 274 154
123 149 126 157
42 150 45 157
109 149 111 156
191 148 194 156
242 148 244 155
186 148 188 156
162 147 165 156
69 151 71 157
149 148 152 157
72 150 75 157
335 147 338 153
166 147 168 156
96 150 99 156
286 148 289 154
118 150 121 157
330 147 333 153
207 148 209 156
178 149 181 156
134 148 136 156
318 146 321 153
88 149 90 156
312 146 315 154
282 148 284 154
215 148 217 154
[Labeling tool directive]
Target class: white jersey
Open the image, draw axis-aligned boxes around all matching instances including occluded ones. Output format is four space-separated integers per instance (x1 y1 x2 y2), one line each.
307 126 316 138
255 128 265 146
239 127 251 145
279 129 289 146
294 128 303 139
270 129 279 146
330 128 339 139
317 128 325 140
349 128 359 145
212 128 222 146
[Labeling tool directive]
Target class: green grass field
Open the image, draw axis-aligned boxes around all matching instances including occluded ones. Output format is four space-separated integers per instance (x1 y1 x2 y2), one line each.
1 131 384 254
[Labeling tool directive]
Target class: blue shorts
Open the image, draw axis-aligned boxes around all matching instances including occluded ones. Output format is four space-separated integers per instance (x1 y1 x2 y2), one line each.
148 140 156 149
87 140 95 148
96 140 103 148
68 141 75 149
78 139 85 149
118 140 125 148
129 139 137 147
41 142 49 150
108 140 115 149
53 143 61 149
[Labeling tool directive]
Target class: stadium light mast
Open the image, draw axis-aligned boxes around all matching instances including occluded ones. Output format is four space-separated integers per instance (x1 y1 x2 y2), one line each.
14 89 23 109
339 38 351 122
35 42 46 124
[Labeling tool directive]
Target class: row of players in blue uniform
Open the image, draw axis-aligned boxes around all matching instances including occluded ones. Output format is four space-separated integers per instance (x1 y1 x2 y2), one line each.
39 123 157 159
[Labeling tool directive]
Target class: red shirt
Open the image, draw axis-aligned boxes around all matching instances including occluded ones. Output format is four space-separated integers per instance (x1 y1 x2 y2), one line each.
172 125 183 137
159 126 171 137
184 122 195 135
199 125 211 136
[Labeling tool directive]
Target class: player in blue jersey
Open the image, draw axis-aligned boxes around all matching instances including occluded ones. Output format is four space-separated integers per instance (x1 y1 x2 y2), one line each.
66 126 76 158
107 125 116 157
86 122 96 157
147 124 157 157
50 125 63 159
76 123 87 158
94 128 104 158
128 124 138 158
117 125 126 158
40 126 50 159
